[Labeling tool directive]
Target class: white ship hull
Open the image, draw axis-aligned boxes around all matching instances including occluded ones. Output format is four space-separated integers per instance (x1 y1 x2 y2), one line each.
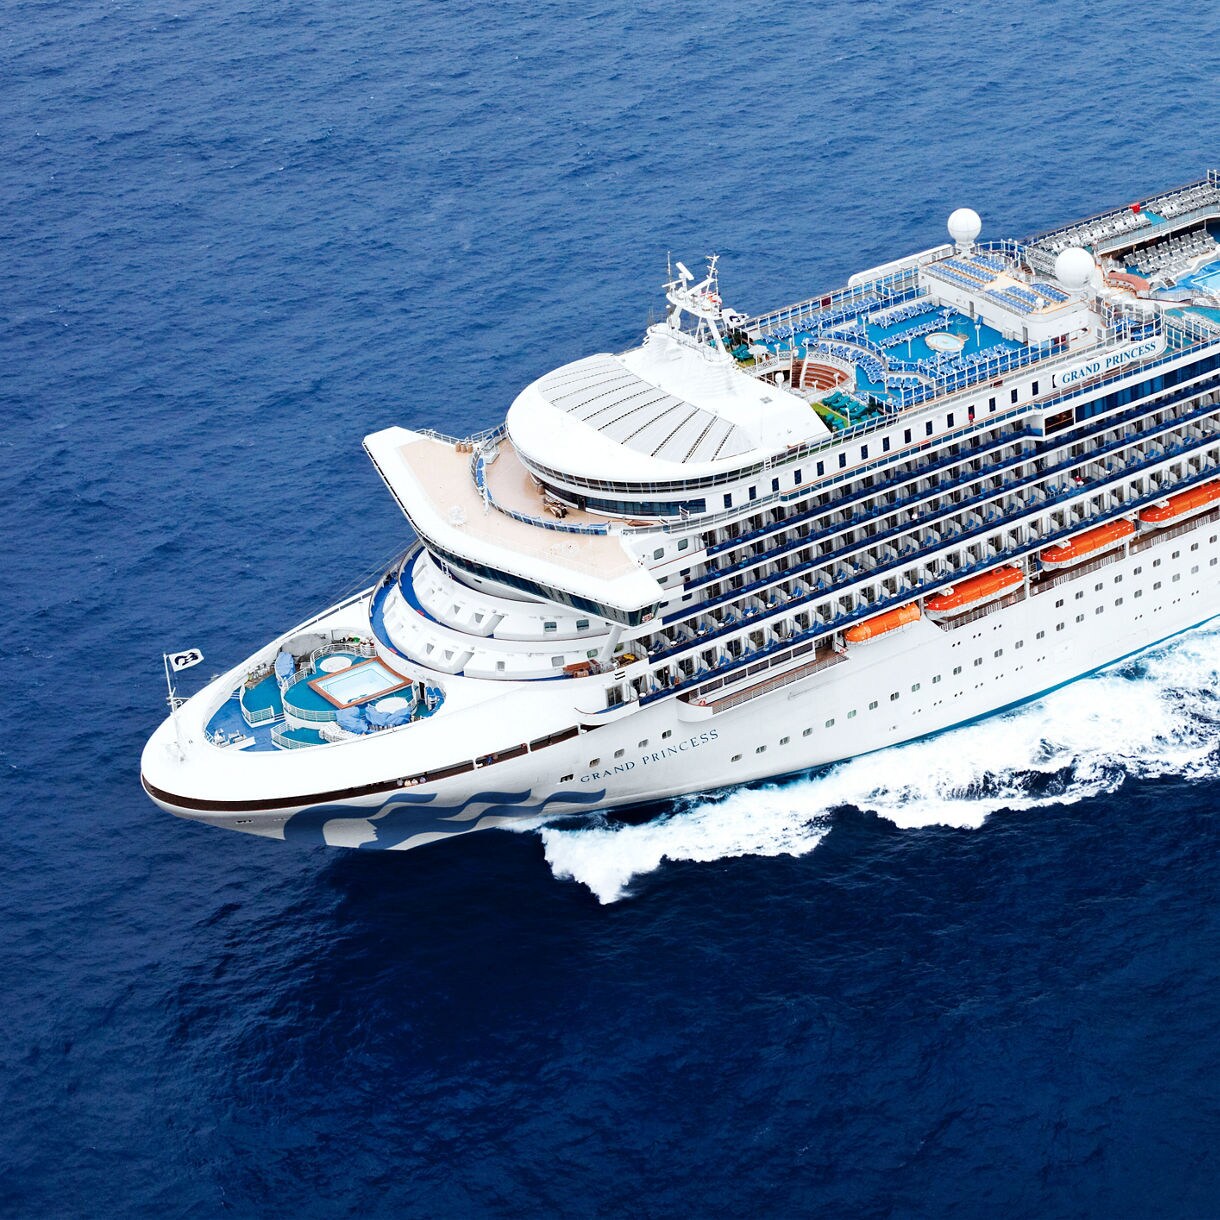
142 513 1220 850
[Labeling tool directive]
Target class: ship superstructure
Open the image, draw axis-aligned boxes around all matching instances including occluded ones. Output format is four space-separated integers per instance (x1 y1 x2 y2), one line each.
143 173 1220 850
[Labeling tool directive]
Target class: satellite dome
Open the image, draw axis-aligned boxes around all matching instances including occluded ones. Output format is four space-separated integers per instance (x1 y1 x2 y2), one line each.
1054 246 1095 291
947 208 982 248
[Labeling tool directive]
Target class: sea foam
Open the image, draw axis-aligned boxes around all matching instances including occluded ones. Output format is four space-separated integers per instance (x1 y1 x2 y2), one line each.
518 626 1220 902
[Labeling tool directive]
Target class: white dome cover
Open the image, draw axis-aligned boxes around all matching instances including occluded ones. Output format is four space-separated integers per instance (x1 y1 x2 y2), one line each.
947 207 982 245
1054 246 1095 290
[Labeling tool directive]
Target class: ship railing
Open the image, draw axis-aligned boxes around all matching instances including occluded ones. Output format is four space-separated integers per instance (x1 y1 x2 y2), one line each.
271 724 319 750
743 267 922 337
418 423 506 449
681 646 849 714
309 639 378 665
646 446 1220 673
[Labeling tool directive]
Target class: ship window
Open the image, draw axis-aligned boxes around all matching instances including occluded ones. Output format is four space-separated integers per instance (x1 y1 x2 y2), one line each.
1134 566 1142 575
589 758 600 767
861 445 869 460
989 396 996 412
749 486 758 501
1154 581 1162 590
1135 589 1144 596
882 438 890 453
868 700 878 710
1032 381 1040 395
587 650 598 659
756 745 766 754
1076 614 1085 622
794 469 802 484
1191 542 1200 552
771 478 780 493
638 740 648 748
1075 591 1084 600
496 660 506 671
662 730 672 739
816 461 825 476
724 493 733 509
974 658 983 667
925 421 934 437
932 675 941 684
560 774 573 782
614 749 625 759
838 453 847 469
994 649 1003 658
780 736 790 744
947 413 955 428
544 621 557 631
731 753 742 762
1056 623 1064 631
1153 559 1161 567
1113 575 1122 584
577 618 590 629
1010 388 1019 403
1115 597 1124 606
677 539 688 552
551 656 563 666
1055 598 1064 608
1094 583 1103 592
904 428 912 444
1036 630 1045 639
803 727 813 736
953 666 962 675
847 709 857 718
1096 606 1105 614
1015 640 1024 650
824 718 835 728
1172 550 1180 559
653 548 664 560
1173 573 1181 583
1212 559 1218 567
911 682 921 692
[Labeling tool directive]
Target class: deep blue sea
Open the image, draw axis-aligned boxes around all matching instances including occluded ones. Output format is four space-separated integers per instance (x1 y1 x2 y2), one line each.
4 2 1220 1215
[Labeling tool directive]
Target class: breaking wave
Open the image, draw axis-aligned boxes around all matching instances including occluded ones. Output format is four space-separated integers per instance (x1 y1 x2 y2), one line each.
519 626 1220 902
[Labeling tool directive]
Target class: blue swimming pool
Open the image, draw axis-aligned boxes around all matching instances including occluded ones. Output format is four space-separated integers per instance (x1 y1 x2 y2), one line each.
311 660 408 706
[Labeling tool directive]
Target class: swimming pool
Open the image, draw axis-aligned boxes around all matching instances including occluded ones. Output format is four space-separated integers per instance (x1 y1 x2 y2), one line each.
309 659 410 707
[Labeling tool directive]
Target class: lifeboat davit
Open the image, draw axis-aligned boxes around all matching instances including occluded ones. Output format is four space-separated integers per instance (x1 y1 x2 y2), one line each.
924 566 1024 619
844 602 921 643
1040 519 1134 568
1138 481 1220 528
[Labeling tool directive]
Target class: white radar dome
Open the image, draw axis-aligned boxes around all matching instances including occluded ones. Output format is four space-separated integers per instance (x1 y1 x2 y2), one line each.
1054 246 1095 291
947 207 982 247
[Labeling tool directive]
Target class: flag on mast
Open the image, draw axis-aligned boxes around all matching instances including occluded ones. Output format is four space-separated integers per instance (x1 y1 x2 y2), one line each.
168 648 204 672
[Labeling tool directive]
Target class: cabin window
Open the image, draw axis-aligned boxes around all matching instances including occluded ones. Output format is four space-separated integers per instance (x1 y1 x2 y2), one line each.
771 478 780 493
946 413 955 428
1032 381 1040 395
953 666 962 675
824 718 835 728
1153 581 1162 590
748 486 758 501
882 438 890 453
889 692 899 702
577 618 590 629
755 745 766 754
860 445 868 460
816 461 825 477
838 453 847 469
1010 388 1019 403
988 396 996 411
803 727 813 736
868 700 878 710
731 753 742 762
847 709 857 717
911 682 921 692
662 730 672 739
653 548 664 560
1036 630 1045 639
724 493 733 509
544 621 557 632
925 421 934 437
794 469 802 484
932 675 941 684
780 736 790 745
904 429 912 444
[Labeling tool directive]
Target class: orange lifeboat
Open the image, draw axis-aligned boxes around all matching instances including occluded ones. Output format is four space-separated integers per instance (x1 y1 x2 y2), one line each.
1138 481 1220 527
1040 519 1134 568
925 566 1024 618
844 602 921 643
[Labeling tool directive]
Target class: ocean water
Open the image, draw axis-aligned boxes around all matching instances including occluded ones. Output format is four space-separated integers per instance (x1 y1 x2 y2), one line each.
3 1 1220 1215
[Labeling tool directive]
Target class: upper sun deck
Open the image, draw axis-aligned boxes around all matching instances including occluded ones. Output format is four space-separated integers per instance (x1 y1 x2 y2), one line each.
505 325 832 485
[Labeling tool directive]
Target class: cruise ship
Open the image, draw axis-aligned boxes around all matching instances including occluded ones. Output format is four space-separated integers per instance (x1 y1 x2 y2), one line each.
142 173 1220 851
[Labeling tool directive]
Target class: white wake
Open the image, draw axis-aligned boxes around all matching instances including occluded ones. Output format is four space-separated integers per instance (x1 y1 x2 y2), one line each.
515 626 1220 903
